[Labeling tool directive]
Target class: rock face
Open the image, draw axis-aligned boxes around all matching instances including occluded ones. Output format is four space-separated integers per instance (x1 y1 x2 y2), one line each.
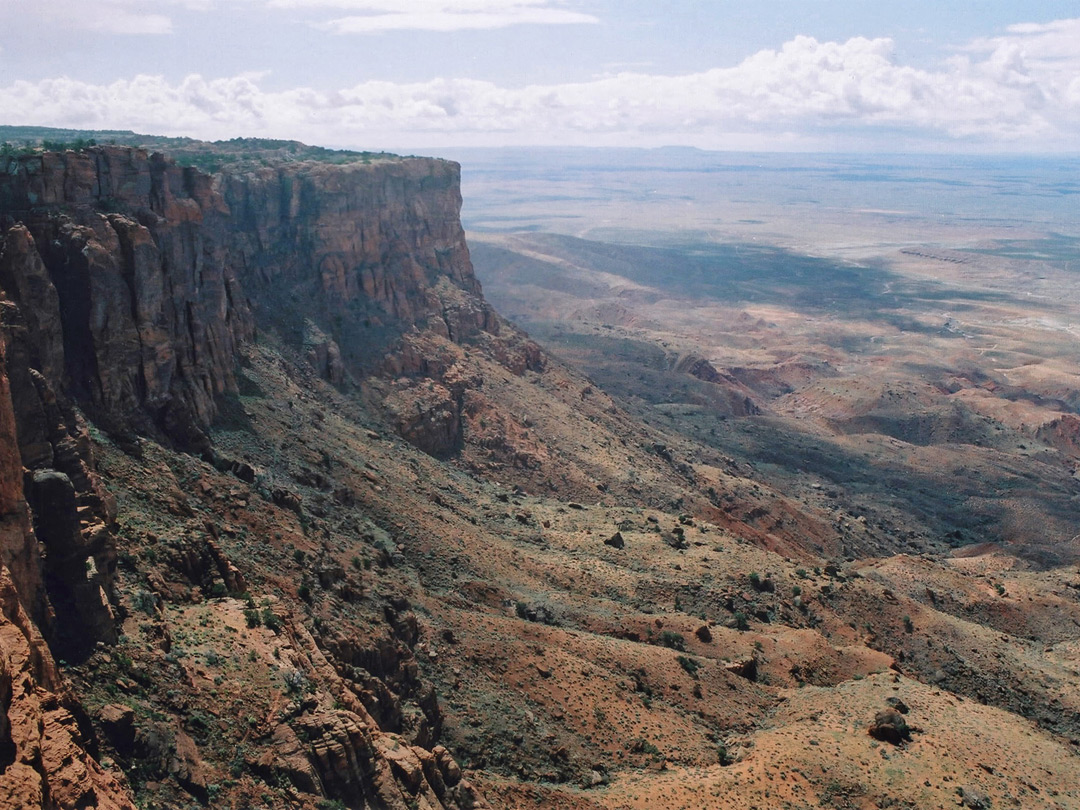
0 147 512 458
216 156 518 457
0 566 136 810
0 313 42 618
220 158 490 341
0 145 498 809
0 262 121 660
0 148 254 450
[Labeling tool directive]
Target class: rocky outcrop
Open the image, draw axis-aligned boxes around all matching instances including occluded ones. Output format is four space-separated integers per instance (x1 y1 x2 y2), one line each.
1036 413 1080 459
0 148 254 451
0 277 120 658
0 566 135 810
0 145 504 807
0 310 43 621
868 706 911 744
0 280 133 807
27 469 116 658
0 147 513 459
220 157 488 338
670 353 761 416
0 145 503 644
279 711 482 810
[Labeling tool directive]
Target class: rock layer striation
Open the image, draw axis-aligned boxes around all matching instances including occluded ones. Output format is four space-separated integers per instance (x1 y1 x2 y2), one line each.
0 145 497 809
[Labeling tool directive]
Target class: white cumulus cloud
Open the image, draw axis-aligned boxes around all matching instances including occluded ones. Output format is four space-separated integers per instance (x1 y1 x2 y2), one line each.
286 0 600 33
318 9 597 34
2 22 1078 150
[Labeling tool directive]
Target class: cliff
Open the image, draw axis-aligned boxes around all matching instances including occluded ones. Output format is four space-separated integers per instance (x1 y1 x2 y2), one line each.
0 147 253 450
0 147 516 454
0 146 497 810
220 158 488 335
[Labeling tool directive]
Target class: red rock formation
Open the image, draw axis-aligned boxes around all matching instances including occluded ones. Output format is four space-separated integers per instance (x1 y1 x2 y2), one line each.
0 147 505 455
0 302 44 620
220 158 483 323
0 148 254 450
1036 414 1080 459
0 566 136 809
0 145 494 809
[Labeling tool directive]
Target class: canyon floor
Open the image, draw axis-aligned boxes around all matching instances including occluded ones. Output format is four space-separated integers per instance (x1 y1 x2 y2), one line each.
454 150 1080 808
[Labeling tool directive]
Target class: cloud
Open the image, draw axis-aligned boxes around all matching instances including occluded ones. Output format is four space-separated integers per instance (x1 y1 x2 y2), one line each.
268 0 584 10
319 9 598 34
11 0 597 36
283 1 599 33
10 0 175 34
3 22 1078 150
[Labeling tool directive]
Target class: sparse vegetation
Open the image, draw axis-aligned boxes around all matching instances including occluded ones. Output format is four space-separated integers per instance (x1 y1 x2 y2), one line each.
260 607 281 632
658 630 686 651
676 655 701 678
749 572 775 592
6 131 1079 810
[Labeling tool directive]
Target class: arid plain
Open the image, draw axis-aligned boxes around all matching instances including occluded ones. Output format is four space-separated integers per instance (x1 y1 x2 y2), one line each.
454 148 1080 807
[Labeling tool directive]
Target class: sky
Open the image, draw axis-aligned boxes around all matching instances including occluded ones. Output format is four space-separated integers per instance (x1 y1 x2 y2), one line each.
2 1 1079 153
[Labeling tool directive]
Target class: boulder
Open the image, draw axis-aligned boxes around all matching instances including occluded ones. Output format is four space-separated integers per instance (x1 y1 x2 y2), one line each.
96 703 136 757
959 786 992 809
868 707 911 744
604 531 625 549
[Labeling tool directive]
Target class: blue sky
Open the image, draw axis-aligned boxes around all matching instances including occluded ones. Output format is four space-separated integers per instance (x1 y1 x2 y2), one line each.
2 1 1079 152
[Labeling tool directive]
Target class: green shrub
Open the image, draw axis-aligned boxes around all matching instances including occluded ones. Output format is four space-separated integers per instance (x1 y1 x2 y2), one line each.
749 572 775 592
676 655 701 678
658 630 686 651
132 589 157 616
261 607 281 632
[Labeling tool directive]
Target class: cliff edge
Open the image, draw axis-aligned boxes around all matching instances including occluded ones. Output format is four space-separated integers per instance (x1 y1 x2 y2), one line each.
0 145 496 810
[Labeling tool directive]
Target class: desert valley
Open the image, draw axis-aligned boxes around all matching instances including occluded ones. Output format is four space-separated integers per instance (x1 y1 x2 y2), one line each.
0 130 1078 810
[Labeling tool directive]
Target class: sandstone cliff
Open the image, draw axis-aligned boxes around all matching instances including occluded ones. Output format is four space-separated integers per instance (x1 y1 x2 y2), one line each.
219 158 488 338
0 147 525 458
0 145 499 810
0 147 253 451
